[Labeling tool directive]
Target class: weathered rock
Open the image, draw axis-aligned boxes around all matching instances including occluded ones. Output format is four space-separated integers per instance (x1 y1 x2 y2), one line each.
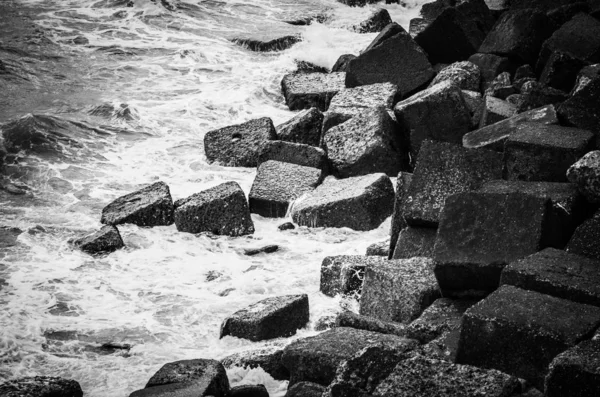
220 295 309 341
419 328 462 363
204 117 277 167
352 8 391 33
281 73 345 111
231 23 301 52
362 22 404 53
571 64 600 94
366 240 389 257
429 61 481 91
503 123 595 182
74 225 124 255
373 353 522 397
392 226 437 260
291 174 394 231
462 104 559 151
284 382 325 397
478 180 585 248
408 18 429 38
539 51 587 93
457 285 600 389
434 191 551 296
323 107 406 178
479 9 554 65
294 60 329 74
516 81 569 113
249 161 324 218
221 348 289 381
468 53 516 85
244 245 279 256
567 151 600 203
486 71 516 99
315 315 336 331
328 82 398 115
281 327 417 386
403 140 503 227
101 181 174 227
566 211 600 260
479 95 517 127
345 28 434 97
405 298 476 344
276 107 323 147
461 89 484 129
537 13 600 73
331 54 356 73
230 384 269 397
388 172 412 257
558 77 600 136
360 257 440 323
394 81 472 158
175 181 254 236
319 255 374 297
501 248 600 307
323 344 408 397
130 359 229 397
419 0 456 20
257 141 327 170
0 376 83 397
545 339 600 397
335 311 406 336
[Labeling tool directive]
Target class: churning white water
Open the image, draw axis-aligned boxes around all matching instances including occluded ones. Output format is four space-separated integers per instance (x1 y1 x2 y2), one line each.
0 0 426 395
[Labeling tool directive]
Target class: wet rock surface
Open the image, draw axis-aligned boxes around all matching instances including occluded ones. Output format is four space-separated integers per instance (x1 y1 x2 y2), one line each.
319 255 373 297
221 348 289 381
74 225 124 255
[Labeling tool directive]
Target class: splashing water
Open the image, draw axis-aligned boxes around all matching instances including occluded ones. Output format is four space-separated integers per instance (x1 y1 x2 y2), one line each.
0 0 426 395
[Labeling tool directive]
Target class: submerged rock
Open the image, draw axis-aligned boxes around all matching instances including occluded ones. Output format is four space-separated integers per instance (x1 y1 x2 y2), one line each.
74 225 124 255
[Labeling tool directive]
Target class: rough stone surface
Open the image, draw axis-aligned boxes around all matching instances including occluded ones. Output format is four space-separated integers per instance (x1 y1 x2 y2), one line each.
479 95 517 128
331 54 357 73
249 161 323 218
373 354 522 397
328 82 398 116
175 181 254 236
231 23 302 52
352 8 392 33
220 294 309 341
429 61 481 91
457 285 600 389
388 172 412 257
403 140 503 227
323 344 409 397
276 107 323 147
567 211 600 260
0 376 83 397
281 73 346 111
257 141 327 170
345 28 434 97
545 339 600 397
360 257 440 323
394 81 472 158
479 9 554 65
567 151 600 203
478 180 584 249
101 181 174 227
392 226 437 260
559 78 600 137
461 89 484 129
131 359 229 397
323 107 406 178
462 104 559 152
335 311 406 337
406 298 476 344
408 18 429 38
243 245 279 256
74 225 124 255
319 255 373 298
419 328 462 363
291 174 394 231
281 327 417 386
366 240 389 257
516 81 569 113
501 248 600 307
539 51 587 93
571 64 600 95
221 348 289 381
204 117 277 167
503 123 595 182
486 72 516 100
230 384 269 397
284 382 325 397
468 53 516 85
434 192 551 296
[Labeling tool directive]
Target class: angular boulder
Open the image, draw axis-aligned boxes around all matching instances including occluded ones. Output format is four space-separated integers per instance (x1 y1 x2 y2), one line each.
319 255 375 297
257 141 327 170
204 117 277 167
101 181 174 227
285 382 325 397
276 107 323 147
486 72 516 100
331 54 356 73
359 257 440 323
323 107 406 177
175 181 254 236
281 327 417 386
335 311 406 337
468 53 516 85
567 151 600 203
281 73 345 111
403 140 503 227
249 161 323 218
566 211 600 260
429 61 481 92
231 23 302 52
545 339 600 397
221 347 288 381
366 240 389 257
392 226 437 260
74 225 124 255
572 64 600 94
388 172 412 257
373 354 521 397
405 298 476 344
291 174 394 231
230 384 268 397
345 27 434 97
558 78 600 136
328 82 398 116
0 376 83 397
516 81 569 113
352 8 392 33
457 285 600 389
220 294 309 341
479 95 517 128
503 123 595 182
434 191 551 296
394 81 471 158
539 51 586 93
131 359 229 397
461 89 484 129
